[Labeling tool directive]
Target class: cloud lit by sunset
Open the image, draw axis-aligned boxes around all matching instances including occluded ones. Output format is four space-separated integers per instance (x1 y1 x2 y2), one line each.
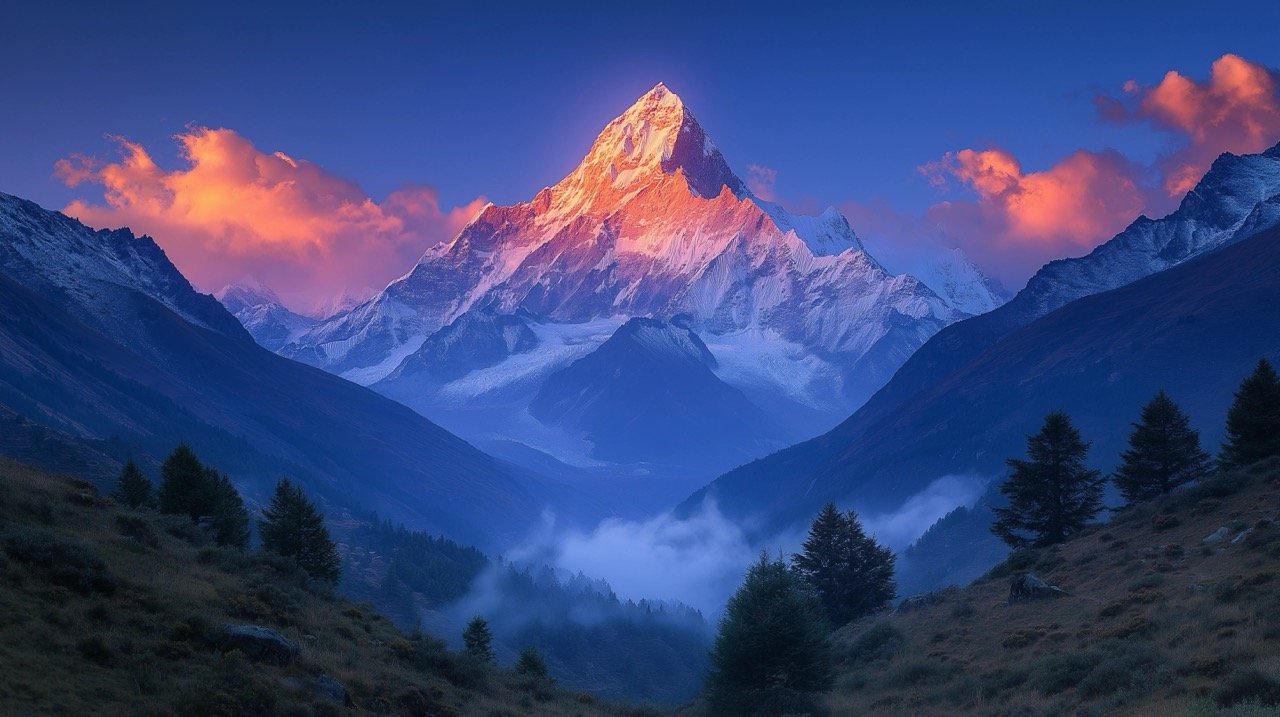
56 128 486 312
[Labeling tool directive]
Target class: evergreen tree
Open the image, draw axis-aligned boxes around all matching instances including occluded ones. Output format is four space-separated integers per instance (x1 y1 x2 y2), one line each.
792 503 896 627
112 460 151 509
205 468 251 550
515 647 548 679
462 617 495 664
1220 358 1280 470
259 478 341 584
992 411 1104 548
706 553 834 716
157 443 205 518
1113 391 1211 504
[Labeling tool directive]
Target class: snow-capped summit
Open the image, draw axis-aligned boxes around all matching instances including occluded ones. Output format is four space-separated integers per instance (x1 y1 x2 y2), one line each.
279 84 1005 468
215 279 315 351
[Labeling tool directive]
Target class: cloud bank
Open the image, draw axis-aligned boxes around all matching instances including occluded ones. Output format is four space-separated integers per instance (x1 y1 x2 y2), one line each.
56 127 486 313
810 54 1280 289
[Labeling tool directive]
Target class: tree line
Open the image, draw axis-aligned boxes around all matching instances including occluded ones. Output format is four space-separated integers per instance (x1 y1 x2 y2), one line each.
993 358 1280 548
701 357 1280 715
112 443 342 586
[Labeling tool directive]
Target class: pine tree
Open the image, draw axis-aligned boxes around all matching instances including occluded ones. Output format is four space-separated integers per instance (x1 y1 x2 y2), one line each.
158 443 205 518
706 553 834 716
515 647 548 679
1114 390 1212 504
462 617 495 664
792 503 896 627
112 460 152 509
1220 358 1280 470
259 478 341 584
205 468 251 550
992 411 1104 548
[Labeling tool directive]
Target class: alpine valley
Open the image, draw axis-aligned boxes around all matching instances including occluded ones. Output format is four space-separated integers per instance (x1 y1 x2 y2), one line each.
242 84 1005 491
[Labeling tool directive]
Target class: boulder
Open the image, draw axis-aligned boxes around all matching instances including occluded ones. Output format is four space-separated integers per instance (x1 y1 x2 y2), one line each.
1008 572 1066 604
1202 526 1230 544
313 674 351 705
220 624 299 664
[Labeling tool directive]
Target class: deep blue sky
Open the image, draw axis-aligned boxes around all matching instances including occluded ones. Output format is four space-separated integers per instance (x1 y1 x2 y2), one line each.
2 0 1278 216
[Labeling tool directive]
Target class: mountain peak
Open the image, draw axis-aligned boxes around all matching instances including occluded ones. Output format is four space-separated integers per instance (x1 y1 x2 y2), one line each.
556 83 745 203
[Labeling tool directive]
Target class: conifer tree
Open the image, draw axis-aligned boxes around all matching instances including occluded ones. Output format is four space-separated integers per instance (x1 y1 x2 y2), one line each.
792 503 896 627
1114 390 1212 504
1220 358 1280 470
112 460 152 509
706 553 834 716
515 647 548 679
157 443 205 518
992 411 1104 548
463 617 496 664
205 468 251 550
259 478 341 584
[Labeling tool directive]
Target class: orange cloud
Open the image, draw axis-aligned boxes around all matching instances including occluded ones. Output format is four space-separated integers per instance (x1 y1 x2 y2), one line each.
56 127 485 313
919 147 1151 282
1100 53 1280 194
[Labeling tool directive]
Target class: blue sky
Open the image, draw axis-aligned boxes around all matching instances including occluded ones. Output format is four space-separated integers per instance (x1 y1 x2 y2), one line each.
3 0 1279 298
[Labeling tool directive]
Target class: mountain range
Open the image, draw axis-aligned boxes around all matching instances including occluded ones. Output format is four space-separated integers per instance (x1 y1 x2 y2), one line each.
0 191 546 548
245 83 1003 478
682 142 1280 552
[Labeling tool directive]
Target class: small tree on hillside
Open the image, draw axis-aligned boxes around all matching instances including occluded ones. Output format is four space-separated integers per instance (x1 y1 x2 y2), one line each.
259 478 341 584
515 647 548 679
992 411 1104 548
1114 390 1212 504
205 468 251 550
706 553 834 716
158 443 205 518
463 617 495 664
112 460 152 509
792 503 896 627
1220 358 1280 470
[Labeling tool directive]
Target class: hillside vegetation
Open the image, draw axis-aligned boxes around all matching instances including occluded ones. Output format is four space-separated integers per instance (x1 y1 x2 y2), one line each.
0 459 658 716
826 458 1280 716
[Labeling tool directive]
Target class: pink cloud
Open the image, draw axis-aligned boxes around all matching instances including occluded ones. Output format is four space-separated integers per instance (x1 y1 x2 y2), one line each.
1100 53 1280 194
917 147 1154 282
745 163 778 201
56 127 485 313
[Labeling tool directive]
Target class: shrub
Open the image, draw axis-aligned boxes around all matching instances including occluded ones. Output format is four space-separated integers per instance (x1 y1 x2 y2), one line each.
1214 669 1280 707
1032 649 1098 695
116 515 159 548
2 529 116 595
76 636 115 665
1129 573 1164 591
846 621 904 665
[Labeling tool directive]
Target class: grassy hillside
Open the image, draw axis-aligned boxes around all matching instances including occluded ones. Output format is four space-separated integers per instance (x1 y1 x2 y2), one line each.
826 458 1280 716
0 459 659 716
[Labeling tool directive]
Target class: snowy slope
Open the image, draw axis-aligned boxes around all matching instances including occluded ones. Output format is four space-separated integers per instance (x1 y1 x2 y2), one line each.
216 280 317 351
283 85 998 417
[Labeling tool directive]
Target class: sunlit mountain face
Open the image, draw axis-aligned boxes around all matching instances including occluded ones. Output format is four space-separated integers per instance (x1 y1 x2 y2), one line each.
261 83 1002 485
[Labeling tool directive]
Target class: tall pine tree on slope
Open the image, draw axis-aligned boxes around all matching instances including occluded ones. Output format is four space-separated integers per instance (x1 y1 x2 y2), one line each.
992 411 1104 548
792 503 896 627
259 478 341 585
112 460 152 509
706 553 834 716
1114 391 1212 505
1220 358 1280 470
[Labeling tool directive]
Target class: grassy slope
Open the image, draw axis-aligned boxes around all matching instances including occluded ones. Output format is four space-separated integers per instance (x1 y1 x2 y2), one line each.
828 459 1280 717
0 459 659 716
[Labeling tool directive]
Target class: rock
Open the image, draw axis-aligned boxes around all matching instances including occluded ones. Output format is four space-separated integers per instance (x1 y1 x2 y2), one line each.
313 674 350 705
1231 529 1251 545
895 587 959 614
220 624 299 664
1008 572 1066 604
1202 526 1230 544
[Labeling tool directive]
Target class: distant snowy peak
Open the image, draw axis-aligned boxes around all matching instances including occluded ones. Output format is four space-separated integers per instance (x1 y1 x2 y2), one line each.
283 84 1001 409
216 279 316 351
